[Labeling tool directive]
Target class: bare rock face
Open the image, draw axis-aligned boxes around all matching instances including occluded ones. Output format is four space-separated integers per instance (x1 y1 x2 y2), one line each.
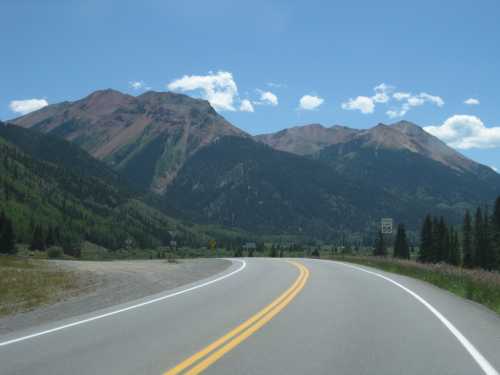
12 89 248 192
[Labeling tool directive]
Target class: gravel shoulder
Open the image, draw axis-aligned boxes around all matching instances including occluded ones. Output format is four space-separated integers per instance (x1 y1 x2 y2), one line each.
0 258 231 335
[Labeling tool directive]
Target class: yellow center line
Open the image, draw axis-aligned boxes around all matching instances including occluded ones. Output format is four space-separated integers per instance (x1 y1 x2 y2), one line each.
163 261 309 375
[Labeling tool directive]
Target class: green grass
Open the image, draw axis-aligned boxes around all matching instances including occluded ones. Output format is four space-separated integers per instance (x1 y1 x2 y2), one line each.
0 255 81 317
326 255 500 315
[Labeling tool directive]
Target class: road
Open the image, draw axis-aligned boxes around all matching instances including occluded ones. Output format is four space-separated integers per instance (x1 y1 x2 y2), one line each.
0 258 499 374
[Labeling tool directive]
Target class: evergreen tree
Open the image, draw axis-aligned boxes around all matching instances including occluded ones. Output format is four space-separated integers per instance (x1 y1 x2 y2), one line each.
46 226 56 247
448 227 461 266
473 207 484 268
30 224 46 251
373 230 387 256
482 208 496 270
493 197 500 270
0 216 16 254
394 223 410 259
419 214 433 262
462 210 474 268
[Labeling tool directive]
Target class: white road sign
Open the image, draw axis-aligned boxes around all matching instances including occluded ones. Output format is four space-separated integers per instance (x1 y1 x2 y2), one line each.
381 218 393 234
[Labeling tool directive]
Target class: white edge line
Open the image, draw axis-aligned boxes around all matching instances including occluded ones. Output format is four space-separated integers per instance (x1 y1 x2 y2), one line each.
326 260 499 375
0 259 246 347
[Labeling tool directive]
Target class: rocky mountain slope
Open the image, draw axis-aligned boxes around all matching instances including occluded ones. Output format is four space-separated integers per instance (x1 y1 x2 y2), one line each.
12 90 248 192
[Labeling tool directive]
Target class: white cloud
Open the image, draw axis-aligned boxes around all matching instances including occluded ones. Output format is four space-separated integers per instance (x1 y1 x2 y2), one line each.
257 90 278 106
387 92 444 118
393 92 411 101
9 99 48 115
342 83 444 117
298 95 324 110
491 166 498 173
239 99 254 112
424 115 500 149
267 82 286 88
464 98 480 105
167 71 238 111
129 80 146 90
372 83 393 103
341 96 375 114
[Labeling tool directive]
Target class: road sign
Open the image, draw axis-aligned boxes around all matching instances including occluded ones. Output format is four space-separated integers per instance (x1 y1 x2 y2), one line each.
381 218 393 234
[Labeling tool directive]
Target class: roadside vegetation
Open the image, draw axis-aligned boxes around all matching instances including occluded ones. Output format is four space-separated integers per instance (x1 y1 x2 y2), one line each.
0 256 81 317
327 255 500 315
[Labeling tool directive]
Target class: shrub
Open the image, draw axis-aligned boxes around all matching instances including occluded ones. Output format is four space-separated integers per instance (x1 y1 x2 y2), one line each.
47 246 64 259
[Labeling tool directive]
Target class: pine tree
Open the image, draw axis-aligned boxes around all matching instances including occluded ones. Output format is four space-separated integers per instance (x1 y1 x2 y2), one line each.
448 227 461 266
0 215 16 254
482 208 496 270
463 210 474 268
46 226 56 247
394 223 410 259
493 197 500 270
419 214 433 262
373 230 387 256
30 224 46 251
473 207 484 268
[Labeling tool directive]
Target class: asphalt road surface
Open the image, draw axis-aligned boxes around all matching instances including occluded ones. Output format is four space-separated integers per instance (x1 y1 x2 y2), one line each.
0 258 499 375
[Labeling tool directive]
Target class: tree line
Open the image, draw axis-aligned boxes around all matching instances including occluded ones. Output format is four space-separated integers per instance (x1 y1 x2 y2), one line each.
419 196 500 270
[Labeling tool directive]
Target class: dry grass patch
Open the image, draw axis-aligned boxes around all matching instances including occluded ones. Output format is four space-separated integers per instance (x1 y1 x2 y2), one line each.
0 256 80 317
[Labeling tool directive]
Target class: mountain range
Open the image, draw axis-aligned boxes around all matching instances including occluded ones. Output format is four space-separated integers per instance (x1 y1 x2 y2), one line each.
8 89 500 239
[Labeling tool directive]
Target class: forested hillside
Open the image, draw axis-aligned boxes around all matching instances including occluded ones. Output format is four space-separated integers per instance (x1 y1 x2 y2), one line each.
0 124 204 253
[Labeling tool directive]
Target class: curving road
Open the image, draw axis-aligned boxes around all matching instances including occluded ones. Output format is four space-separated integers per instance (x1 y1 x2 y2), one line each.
0 258 499 375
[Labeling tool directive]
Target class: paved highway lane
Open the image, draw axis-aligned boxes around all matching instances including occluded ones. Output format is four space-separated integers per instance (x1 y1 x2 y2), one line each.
0 258 499 375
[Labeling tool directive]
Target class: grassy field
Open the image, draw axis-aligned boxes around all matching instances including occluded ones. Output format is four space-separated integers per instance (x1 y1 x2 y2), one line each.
327 255 500 315
0 256 81 317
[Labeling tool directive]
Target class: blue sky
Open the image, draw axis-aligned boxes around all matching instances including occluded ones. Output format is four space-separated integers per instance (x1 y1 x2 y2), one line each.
1 0 500 170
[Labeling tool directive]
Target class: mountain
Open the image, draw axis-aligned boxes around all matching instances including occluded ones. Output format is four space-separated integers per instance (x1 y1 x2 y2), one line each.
11 89 248 192
11 89 500 237
0 122 205 250
165 136 396 237
257 120 493 175
255 123 359 155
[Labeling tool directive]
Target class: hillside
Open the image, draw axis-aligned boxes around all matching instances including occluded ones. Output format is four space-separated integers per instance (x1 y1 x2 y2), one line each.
12 90 248 192
0 122 204 250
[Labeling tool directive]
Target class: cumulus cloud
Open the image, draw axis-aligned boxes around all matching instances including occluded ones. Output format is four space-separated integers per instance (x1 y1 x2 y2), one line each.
387 92 444 118
256 90 278 106
342 83 444 117
464 98 480 105
341 96 375 114
9 99 48 115
372 83 393 103
239 99 254 112
167 71 238 111
298 95 324 110
129 80 146 90
424 115 500 149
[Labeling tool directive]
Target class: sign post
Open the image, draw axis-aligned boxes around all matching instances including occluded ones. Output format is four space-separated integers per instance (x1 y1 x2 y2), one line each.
381 218 393 234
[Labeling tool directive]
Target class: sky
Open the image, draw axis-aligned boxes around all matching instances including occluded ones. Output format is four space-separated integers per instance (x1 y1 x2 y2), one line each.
1 0 500 170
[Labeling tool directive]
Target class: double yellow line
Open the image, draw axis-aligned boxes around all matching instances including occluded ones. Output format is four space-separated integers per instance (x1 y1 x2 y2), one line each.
164 261 310 375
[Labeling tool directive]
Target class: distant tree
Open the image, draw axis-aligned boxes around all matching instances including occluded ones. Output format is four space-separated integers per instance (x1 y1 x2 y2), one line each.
0 216 16 254
462 210 474 268
448 227 461 266
482 208 496 270
373 230 387 256
46 226 56 247
30 224 46 251
419 215 433 262
394 223 410 259
493 197 500 270
269 245 278 258
233 248 243 257
311 248 320 257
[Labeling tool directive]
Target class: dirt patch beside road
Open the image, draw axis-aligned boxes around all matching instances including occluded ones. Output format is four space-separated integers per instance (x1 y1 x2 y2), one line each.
0 258 231 335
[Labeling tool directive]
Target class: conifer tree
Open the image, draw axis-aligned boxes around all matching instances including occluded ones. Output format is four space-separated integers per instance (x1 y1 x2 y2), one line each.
448 227 461 266
463 210 474 268
0 215 16 254
394 223 410 259
493 197 500 270
419 214 433 262
373 230 387 256
30 225 46 251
